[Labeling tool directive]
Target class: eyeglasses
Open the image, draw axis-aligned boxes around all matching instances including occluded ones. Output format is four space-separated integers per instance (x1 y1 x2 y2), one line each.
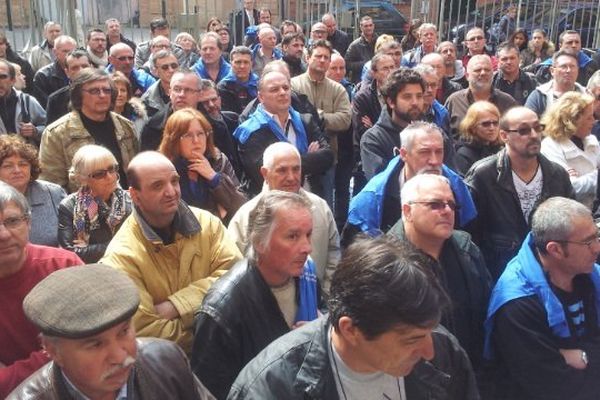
116 55 134 62
555 236 600 251
171 86 200 95
554 64 577 72
82 87 112 96
180 131 209 141
425 82 439 89
408 200 460 211
0 73 9 80
479 120 499 128
505 123 545 136
159 62 179 71
88 164 119 179
466 35 484 42
0 215 29 230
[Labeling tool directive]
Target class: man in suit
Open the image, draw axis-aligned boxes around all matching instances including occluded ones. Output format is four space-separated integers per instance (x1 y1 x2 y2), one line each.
231 0 260 46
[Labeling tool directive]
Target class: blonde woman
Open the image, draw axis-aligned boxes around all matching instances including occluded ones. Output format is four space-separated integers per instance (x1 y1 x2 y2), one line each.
454 101 503 176
540 92 598 208
58 144 132 262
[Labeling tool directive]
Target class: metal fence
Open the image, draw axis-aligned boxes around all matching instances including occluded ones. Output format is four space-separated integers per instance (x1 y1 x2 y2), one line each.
438 0 600 49
1 0 598 58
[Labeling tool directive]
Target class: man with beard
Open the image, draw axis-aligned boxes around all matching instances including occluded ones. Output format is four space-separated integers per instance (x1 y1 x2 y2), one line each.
525 51 586 117
360 68 429 180
7 264 215 399
438 41 467 88
281 33 306 78
344 122 476 245
445 54 517 140
465 107 574 280
86 28 109 68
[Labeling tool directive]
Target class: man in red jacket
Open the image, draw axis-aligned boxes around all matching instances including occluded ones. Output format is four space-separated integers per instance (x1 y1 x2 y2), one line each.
0 182 82 398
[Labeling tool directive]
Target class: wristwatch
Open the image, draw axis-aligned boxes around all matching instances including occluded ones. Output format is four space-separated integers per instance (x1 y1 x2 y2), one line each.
581 350 589 365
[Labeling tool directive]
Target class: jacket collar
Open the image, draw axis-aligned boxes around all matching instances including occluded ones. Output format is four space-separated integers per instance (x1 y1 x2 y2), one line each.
133 200 201 246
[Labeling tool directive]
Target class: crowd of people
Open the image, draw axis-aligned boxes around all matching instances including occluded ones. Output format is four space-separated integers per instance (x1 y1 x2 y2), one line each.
1 2 600 399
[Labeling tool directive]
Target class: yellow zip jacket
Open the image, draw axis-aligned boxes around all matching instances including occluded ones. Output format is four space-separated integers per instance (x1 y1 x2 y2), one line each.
101 203 242 354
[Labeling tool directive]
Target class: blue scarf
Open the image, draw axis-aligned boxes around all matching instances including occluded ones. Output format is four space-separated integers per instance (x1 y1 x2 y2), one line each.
295 257 319 323
233 104 309 154
220 71 259 98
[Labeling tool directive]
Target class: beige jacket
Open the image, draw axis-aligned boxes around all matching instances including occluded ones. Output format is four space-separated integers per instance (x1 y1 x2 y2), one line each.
39 111 138 192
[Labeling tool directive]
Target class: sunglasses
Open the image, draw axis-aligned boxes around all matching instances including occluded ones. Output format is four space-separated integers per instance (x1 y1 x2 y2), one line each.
159 62 179 71
506 124 545 136
479 120 499 128
82 87 112 96
409 200 460 211
88 164 119 179
116 55 135 62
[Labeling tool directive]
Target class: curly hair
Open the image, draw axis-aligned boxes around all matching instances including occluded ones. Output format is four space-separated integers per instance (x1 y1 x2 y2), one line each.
0 134 41 181
159 108 217 161
459 101 501 144
541 92 594 141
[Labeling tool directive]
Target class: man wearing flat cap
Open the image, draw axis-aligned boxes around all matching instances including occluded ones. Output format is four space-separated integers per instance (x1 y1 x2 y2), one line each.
7 264 215 400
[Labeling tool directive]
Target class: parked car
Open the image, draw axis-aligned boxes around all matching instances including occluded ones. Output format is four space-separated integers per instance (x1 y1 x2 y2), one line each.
338 0 409 41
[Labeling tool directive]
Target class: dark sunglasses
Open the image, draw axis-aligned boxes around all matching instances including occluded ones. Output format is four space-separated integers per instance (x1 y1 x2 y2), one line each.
409 200 460 211
479 120 499 128
88 164 119 180
506 124 545 136
116 55 135 62
159 62 179 71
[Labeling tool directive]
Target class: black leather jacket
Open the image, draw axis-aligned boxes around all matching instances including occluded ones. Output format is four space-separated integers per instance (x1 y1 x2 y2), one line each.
464 148 574 280
32 61 68 109
7 338 215 400
57 189 133 263
228 317 480 400
191 260 292 399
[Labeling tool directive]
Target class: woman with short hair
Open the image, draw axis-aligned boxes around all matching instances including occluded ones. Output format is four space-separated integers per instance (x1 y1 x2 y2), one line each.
454 101 503 176
0 134 65 246
58 144 132 262
159 108 246 223
541 92 598 208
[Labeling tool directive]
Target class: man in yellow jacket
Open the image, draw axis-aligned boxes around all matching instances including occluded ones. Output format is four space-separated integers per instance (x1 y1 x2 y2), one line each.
101 151 242 354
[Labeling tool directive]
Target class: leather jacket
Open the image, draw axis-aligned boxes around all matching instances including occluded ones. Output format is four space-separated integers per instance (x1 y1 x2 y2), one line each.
7 338 216 400
57 189 133 263
228 317 480 399
464 148 574 280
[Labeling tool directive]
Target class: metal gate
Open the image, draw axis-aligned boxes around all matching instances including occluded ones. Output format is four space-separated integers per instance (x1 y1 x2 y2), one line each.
438 0 600 50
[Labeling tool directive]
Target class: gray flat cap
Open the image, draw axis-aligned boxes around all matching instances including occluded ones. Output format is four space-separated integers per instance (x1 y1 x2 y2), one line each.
23 264 140 339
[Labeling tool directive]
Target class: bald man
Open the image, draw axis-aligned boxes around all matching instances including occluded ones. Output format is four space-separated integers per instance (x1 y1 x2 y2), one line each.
101 151 242 354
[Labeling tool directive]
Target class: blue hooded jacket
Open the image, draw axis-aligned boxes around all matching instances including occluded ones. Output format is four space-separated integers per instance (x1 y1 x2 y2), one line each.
347 156 477 235
219 70 259 98
539 50 593 69
483 232 600 359
233 104 309 154
192 57 232 83
105 65 156 91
